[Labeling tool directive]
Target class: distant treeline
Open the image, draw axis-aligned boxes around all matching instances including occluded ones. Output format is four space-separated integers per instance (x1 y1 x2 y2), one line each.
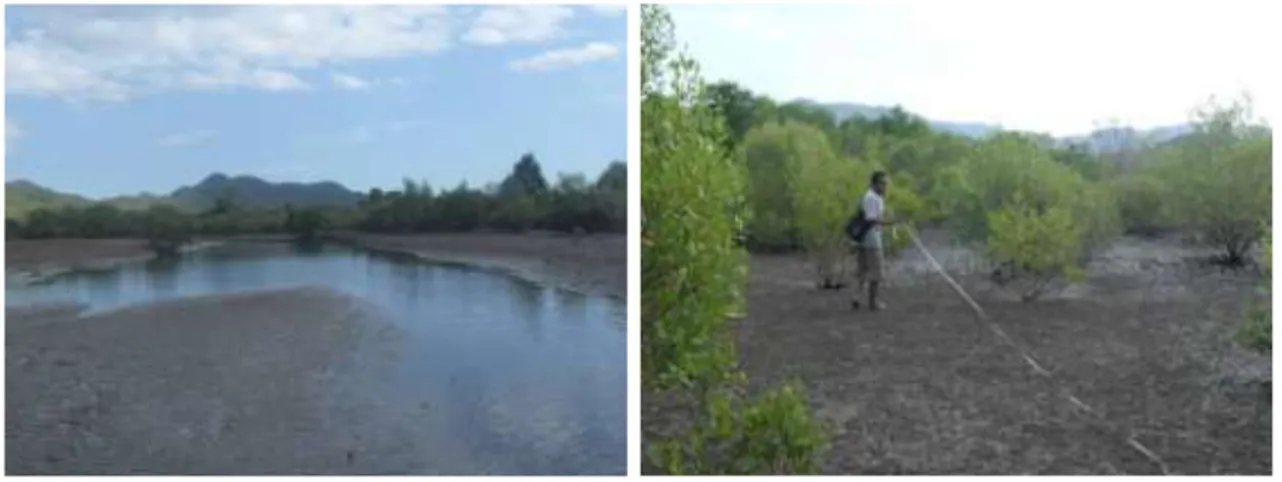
5 154 626 242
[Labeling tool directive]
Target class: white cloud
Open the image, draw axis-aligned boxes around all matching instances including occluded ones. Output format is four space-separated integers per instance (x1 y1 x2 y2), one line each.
584 4 626 17
6 5 453 101
155 129 218 147
511 42 619 72
6 119 26 156
331 72 372 90
463 5 575 46
7 119 26 142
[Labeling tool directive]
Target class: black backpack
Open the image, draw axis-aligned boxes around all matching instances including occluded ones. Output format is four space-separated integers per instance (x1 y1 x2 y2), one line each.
845 206 872 243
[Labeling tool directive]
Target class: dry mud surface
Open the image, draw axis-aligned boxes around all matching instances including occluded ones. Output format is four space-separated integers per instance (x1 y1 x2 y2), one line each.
643 230 1271 475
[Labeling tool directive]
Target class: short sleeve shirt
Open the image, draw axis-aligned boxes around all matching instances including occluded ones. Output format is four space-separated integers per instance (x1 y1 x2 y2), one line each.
861 189 885 248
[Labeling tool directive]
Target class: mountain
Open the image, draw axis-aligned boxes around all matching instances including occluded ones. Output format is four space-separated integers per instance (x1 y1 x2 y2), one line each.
170 173 363 209
801 100 1003 138
1059 124 1193 152
6 174 364 219
806 100 1192 150
5 180 90 219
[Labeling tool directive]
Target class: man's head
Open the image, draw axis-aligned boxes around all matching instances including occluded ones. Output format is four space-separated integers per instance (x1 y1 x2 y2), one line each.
870 171 889 195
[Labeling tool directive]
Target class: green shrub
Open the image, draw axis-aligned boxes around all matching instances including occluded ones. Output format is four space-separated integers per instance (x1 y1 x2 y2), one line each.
641 4 746 389
1115 173 1173 236
788 124 863 287
1149 96 1270 264
650 383 827 475
1237 229 1271 353
985 197 1087 301
741 122 803 250
142 205 194 254
937 133 1115 298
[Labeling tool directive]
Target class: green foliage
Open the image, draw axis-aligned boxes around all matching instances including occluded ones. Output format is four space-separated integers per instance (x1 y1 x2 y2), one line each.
1236 229 1271 353
285 205 329 240
705 81 761 152
882 172 929 256
357 156 624 234
643 8 827 475
1114 172 1173 236
1142 96 1271 263
142 204 194 254
5 180 90 220
740 122 801 250
651 383 826 475
641 4 745 389
985 198 1086 301
790 125 863 286
936 133 1114 298
498 152 551 198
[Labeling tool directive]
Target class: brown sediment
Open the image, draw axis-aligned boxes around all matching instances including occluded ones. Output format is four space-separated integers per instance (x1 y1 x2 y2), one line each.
642 229 1270 475
6 239 157 274
2 287 492 475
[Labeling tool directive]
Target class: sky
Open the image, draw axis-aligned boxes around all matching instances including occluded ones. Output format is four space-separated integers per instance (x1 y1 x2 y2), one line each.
4 5 627 199
668 1 1276 136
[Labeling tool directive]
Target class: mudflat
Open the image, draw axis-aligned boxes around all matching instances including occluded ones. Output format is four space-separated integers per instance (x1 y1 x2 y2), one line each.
4 287 465 475
334 232 626 299
6 239 155 272
643 230 1271 475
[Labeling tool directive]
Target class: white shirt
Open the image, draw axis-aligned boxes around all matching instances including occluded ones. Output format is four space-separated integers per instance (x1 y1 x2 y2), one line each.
861 189 885 248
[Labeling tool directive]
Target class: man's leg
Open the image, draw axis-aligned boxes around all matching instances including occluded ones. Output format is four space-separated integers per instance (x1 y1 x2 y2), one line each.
867 247 886 311
851 247 868 310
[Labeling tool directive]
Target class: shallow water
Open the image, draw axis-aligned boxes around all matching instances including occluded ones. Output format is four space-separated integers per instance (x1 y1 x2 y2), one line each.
5 242 626 475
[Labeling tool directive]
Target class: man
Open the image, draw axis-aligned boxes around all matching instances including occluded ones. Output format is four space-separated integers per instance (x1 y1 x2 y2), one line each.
852 171 894 312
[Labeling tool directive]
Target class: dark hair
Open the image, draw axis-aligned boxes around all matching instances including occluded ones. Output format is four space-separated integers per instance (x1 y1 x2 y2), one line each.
870 171 887 185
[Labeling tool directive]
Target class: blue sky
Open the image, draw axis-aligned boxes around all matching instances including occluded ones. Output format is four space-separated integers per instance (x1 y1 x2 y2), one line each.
5 5 627 199
669 1 1274 136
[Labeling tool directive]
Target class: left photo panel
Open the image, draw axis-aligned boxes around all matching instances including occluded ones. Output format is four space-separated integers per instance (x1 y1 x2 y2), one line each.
5 4 628 476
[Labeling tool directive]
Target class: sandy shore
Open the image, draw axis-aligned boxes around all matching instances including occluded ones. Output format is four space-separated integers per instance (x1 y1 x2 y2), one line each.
330 232 626 300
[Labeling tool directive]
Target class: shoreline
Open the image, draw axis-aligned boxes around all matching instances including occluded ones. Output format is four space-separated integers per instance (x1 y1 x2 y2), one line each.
6 233 626 300
5 240 223 286
328 232 626 300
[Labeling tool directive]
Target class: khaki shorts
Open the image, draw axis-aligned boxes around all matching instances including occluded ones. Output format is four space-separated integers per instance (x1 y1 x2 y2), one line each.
856 247 885 283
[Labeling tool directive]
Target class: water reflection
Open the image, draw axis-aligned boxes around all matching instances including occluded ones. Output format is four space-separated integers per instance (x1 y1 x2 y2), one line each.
144 256 182 296
507 278 546 342
5 242 625 475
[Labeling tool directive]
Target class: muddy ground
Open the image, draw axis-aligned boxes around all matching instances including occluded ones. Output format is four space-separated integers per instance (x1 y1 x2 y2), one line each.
4 287 443 475
6 238 155 273
642 229 1271 475
333 232 626 299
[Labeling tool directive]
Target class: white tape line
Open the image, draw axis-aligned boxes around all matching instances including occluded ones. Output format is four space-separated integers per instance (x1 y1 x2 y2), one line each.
905 227 1168 475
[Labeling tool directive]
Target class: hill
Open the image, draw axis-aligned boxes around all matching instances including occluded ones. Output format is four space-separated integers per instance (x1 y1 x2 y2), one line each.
802 100 1001 138
5 180 90 219
171 173 363 209
6 174 363 219
803 99 1192 151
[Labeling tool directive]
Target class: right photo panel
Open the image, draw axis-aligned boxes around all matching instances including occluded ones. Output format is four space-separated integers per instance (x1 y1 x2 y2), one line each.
640 2 1272 476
